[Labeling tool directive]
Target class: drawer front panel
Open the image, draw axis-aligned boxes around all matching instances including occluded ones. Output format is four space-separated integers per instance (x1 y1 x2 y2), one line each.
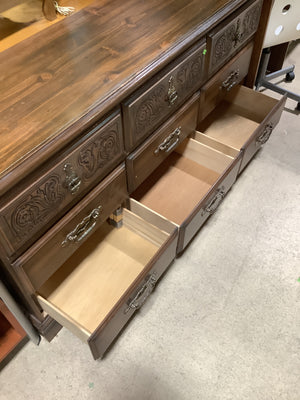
88 230 178 359
14 164 128 290
126 93 199 193
122 41 206 151
206 0 262 76
1 112 125 259
178 153 242 253
199 42 253 122
239 95 286 172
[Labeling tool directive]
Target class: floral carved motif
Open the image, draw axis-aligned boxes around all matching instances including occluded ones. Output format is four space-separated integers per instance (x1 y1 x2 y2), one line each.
10 175 64 240
78 127 121 180
176 54 203 90
242 2 262 38
212 0 262 69
134 85 166 137
212 23 236 67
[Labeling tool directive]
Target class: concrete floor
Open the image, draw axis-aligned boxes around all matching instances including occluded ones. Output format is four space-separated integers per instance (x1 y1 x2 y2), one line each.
0 44 299 400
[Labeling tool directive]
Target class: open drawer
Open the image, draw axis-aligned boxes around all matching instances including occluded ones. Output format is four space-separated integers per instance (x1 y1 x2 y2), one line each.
132 135 242 254
36 200 177 360
197 85 286 173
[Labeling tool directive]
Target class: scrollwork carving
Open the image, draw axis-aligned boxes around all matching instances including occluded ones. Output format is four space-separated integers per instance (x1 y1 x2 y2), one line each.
78 127 121 179
176 54 203 90
134 85 166 137
10 175 64 240
242 2 262 39
212 23 236 67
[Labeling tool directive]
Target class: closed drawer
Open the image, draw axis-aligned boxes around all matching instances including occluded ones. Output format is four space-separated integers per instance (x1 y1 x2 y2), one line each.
0 111 125 259
206 0 262 76
36 200 177 359
13 164 128 290
199 41 253 122
132 135 242 254
197 85 286 173
126 93 200 193
122 40 206 151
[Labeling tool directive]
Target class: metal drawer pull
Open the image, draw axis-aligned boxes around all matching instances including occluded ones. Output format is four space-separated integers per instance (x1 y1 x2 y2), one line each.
167 76 178 107
204 188 225 215
61 206 102 247
124 274 157 314
222 69 240 91
154 127 181 155
64 163 81 194
256 123 273 145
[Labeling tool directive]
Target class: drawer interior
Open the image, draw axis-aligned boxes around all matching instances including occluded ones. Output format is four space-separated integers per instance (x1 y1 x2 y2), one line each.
36 208 172 342
197 86 279 151
132 136 234 226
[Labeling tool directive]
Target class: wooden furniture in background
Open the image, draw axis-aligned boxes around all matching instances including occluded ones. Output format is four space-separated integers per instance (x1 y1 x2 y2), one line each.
0 299 26 365
0 0 284 360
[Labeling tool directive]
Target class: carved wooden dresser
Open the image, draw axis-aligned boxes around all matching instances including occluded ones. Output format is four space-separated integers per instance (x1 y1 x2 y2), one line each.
0 0 285 359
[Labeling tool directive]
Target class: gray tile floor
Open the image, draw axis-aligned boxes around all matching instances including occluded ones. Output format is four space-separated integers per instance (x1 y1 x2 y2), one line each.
0 44 299 400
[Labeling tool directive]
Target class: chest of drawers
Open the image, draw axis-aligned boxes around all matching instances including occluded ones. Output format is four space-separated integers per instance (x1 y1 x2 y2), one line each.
0 0 285 359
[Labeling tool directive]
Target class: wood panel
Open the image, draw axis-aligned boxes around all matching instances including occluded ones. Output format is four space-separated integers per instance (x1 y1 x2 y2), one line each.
0 299 26 363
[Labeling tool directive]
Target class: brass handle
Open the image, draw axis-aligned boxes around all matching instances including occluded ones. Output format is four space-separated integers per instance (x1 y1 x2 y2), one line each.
124 274 157 314
256 123 273 145
64 163 81 195
203 188 225 215
154 127 181 155
222 69 239 91
61 206 102 247
166 76 178 107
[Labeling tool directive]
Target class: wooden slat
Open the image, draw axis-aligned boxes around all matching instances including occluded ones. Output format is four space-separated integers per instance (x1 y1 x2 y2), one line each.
176 137 233 174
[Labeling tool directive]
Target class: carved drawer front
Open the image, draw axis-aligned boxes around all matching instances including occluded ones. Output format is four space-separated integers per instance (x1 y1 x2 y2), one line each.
13 164 128 291
0 112 125 259
199 41 253 123
132 135 242 254
35 199 177 359
197 85 286 175
126 92 200 193
122 40 206 152
206 0 262 76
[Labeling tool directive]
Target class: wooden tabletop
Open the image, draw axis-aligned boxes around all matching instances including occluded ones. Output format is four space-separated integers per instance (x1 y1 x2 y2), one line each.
0 0 246 193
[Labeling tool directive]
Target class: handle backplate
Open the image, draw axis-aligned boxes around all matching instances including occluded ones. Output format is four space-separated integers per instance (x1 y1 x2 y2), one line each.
222 69 239 91
202 187 225 216
124 273 157 314
61 205 102 247
256 123 273 146
166 76 178 107
64 163 81 195
154 127 181 156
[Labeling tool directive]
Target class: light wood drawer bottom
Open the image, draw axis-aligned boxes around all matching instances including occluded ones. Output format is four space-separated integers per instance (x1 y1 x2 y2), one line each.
36 203 177 359
132 135 242 253
197 86 286 173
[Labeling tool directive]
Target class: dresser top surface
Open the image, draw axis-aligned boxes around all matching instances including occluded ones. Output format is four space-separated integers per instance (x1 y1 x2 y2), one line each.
0 0 246 190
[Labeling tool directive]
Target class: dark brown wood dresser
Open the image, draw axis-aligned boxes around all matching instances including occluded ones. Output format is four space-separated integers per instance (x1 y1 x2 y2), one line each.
0 0 286 359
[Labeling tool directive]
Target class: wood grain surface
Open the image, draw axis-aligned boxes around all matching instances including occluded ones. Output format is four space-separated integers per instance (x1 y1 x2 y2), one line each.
0 0 247 193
